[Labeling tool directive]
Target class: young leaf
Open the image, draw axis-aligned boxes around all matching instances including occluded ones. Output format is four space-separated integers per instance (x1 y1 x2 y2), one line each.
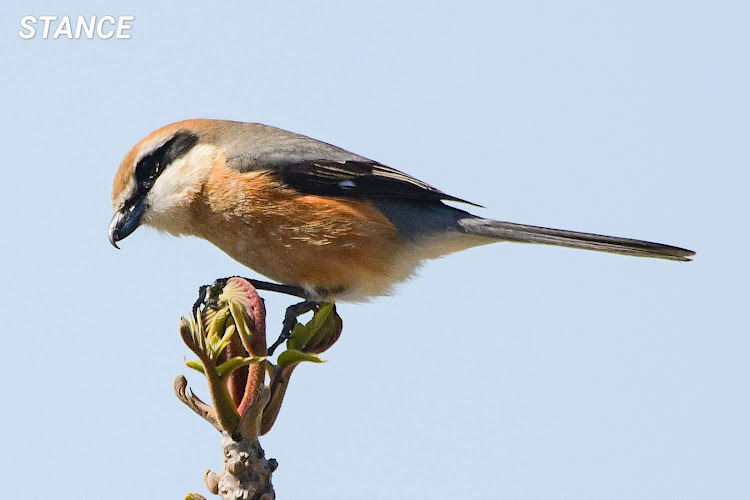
216 356 265 378
186 360 205 374
276 349 324 367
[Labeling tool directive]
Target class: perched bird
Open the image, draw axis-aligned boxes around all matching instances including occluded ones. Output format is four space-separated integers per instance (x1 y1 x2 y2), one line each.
110 119 694 304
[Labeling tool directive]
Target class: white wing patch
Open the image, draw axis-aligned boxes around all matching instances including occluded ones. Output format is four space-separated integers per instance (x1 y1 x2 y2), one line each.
338 180 356 190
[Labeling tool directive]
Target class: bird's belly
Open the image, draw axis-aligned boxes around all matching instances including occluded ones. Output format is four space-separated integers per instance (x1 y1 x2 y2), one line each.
197 173 409 300
215 230 413 301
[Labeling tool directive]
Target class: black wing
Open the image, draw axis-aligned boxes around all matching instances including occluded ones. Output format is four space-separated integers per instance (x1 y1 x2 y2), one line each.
269 159 479 206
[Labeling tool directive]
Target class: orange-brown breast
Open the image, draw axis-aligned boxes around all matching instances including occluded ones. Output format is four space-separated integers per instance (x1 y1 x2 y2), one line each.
192 160 404 294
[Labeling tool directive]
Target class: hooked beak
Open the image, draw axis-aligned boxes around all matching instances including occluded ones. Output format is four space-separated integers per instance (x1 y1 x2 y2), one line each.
108 200 147 249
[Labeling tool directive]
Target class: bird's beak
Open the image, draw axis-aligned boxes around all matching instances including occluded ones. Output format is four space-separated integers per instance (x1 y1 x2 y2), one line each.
108 200 146 249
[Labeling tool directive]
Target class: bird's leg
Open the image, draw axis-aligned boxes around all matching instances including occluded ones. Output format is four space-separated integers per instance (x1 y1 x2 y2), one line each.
192 284 210 318
235 278 309 299
267 300 319 355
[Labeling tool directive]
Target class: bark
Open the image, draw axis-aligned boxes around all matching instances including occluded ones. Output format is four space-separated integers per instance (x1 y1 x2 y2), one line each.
176 277 342 498
202 433 278 500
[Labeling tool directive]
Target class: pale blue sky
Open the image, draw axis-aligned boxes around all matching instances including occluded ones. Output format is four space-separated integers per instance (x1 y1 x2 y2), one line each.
1 2 748 498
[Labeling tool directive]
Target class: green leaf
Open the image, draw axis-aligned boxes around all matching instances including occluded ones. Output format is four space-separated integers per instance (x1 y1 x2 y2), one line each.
287 304 331 349
185 359 205 374
207 307 230 343
229 301 254 346
216 356 265 378
204 314 235 361
277 348 324 367
213 323 236 359
285 322 310 351
287 303 341 353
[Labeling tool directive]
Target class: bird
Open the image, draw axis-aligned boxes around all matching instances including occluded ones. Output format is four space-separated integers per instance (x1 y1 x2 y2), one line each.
109 118 694 305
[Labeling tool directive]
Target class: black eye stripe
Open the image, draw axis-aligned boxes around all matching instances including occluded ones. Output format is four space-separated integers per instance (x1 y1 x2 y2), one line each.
135 155 159 187
134 130 200 194
162 131 200 166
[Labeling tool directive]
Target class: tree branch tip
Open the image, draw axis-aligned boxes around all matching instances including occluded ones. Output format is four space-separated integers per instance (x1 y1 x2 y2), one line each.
173 374 222 432
203 470 220 494
226 458 246 475
237 385 271 438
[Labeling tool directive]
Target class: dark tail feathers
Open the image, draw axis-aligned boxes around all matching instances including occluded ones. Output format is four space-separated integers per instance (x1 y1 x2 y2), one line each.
460 218 695 261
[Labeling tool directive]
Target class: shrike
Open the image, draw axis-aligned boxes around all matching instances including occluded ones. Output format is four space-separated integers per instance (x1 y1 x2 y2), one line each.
109 119 693 304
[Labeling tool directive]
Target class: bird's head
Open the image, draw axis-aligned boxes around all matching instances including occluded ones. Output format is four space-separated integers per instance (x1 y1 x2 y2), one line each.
109 120 223 248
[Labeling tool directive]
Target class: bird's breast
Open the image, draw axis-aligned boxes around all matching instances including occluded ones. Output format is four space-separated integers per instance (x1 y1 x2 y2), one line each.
194 165 412 300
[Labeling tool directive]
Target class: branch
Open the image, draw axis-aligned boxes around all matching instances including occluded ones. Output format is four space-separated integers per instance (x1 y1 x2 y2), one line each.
174 374 221 432
176 277 343 499
202 433 278 500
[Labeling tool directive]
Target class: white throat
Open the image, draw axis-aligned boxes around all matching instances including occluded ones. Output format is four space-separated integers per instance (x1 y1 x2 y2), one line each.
144 144 220 235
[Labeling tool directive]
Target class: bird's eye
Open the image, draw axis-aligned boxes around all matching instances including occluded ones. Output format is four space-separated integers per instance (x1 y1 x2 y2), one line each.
131 131 197 194
135 155 159 188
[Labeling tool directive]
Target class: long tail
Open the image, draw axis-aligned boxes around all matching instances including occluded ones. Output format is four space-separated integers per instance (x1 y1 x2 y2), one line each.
459 218 695 261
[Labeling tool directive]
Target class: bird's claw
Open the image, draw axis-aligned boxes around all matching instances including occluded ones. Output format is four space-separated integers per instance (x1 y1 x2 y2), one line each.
192 285 209 319
267 301 319 355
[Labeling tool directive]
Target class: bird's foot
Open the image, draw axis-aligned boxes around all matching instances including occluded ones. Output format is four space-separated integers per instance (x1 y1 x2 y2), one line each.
192 284 209 318
267 300 319 355
192 279 234 318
